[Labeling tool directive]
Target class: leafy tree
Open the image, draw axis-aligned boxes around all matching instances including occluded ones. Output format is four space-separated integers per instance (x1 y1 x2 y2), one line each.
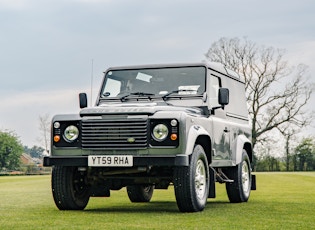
205 37 314 151
256 155 281 171
24 145 45 159
0 131 24 170
277 125 300 171
294 137 315 171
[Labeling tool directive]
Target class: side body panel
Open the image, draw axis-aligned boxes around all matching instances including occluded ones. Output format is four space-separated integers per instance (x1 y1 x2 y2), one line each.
208 68 252 167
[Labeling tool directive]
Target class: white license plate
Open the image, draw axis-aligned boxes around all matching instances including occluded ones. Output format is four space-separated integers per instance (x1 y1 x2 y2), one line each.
88 155 133 167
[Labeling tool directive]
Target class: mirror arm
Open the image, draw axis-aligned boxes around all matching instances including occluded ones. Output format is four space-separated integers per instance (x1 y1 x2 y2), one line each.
210 105 225 114
199 106 210 117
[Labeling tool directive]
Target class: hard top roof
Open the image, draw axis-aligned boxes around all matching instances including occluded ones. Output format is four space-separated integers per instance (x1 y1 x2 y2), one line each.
104 61 243 82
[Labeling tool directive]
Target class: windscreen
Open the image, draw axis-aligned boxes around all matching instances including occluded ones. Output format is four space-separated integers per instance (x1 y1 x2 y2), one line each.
100 66 206 98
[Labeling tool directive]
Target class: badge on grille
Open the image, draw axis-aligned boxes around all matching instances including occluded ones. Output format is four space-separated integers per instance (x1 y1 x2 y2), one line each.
127 137 135 143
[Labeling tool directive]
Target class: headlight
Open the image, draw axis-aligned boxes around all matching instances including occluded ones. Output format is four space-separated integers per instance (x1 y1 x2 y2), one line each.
64 125 79 142
152 124 169 141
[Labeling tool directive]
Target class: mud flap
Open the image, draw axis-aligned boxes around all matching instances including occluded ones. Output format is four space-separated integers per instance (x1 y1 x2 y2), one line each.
251 174 256 190
208 168 216 198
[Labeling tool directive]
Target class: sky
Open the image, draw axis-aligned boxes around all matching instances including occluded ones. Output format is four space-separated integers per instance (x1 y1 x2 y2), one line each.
0 0 314 147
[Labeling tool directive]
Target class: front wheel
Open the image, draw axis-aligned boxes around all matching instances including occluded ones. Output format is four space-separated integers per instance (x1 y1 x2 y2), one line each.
173 144 210 212
225 149 252 203
52 166 90 210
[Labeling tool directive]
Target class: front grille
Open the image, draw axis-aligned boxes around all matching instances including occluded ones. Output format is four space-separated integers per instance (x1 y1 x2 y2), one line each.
81 119 148 149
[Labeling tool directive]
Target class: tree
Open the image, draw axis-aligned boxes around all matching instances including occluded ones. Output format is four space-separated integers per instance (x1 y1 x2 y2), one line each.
0 130 24 170
205 37 314 151
276 125 300 171
24 145 45 159
294 137 315 171
38 114 51 154
256 155 281 171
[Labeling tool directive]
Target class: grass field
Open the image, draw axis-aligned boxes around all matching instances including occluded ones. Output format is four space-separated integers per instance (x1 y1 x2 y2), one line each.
1 172 315 230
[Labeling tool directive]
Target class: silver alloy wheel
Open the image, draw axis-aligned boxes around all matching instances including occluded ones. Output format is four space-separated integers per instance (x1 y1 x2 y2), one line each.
195 159 206 200
242 161 250 196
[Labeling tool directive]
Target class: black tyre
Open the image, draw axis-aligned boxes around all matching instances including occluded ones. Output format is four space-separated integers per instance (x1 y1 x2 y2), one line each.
225 149 252 203
127 185 154 202
52 166 90 210
173 144 210 212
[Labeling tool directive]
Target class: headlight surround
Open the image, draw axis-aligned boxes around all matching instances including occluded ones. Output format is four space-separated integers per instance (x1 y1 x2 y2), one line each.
150 119 179 147
63 125 79 142
152 124 169 141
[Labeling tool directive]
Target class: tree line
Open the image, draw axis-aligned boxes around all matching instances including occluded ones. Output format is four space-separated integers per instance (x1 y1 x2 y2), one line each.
255 137 315 171
0 130 46 173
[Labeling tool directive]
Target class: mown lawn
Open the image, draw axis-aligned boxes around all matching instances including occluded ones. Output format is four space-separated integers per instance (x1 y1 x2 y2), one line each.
0 172 314 229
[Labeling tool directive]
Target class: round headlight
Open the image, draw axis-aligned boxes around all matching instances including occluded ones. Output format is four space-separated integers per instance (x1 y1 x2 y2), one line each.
152 124 169 141
64 125 79 142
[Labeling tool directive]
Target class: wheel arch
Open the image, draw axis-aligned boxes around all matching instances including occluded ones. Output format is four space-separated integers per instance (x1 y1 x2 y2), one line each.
195 135 212 165
185 126 212 164
243 142 253 163
234 134 252 165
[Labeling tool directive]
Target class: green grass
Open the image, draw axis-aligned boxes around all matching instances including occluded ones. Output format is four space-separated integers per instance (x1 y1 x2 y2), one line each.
1 172 315 230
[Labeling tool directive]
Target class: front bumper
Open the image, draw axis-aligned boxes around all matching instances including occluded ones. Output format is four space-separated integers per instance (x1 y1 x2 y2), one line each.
43 154 189 167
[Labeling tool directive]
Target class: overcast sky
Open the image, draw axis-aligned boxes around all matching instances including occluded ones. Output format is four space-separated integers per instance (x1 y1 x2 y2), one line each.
0 0 314 147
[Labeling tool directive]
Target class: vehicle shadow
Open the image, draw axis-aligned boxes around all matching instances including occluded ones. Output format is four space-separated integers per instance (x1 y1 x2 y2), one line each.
84 200 231 213
85 201 179 213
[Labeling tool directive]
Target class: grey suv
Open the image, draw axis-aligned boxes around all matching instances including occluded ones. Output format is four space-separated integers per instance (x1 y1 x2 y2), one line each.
44 62 256 212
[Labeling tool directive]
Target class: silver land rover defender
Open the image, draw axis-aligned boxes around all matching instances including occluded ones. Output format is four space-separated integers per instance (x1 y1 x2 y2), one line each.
44 62 256 212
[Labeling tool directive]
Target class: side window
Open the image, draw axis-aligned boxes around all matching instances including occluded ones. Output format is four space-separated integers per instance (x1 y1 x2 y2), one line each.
210 75 220 107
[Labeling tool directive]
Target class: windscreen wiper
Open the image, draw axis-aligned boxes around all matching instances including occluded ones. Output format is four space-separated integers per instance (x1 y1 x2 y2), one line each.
120 92 155 102
162 89 197 101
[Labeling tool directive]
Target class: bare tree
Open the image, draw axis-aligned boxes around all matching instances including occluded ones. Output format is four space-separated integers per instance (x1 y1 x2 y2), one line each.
205 37 314 151
38 113 51 154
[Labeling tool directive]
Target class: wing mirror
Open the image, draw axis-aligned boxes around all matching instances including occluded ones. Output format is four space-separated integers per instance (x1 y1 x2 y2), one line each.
218 88 229 106
211 88 229 114
79 93 88 108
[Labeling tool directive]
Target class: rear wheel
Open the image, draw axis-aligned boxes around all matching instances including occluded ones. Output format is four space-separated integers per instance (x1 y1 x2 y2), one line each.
173 144 209 212
225 149 251 203
127 185 154 202
52 166 90 210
